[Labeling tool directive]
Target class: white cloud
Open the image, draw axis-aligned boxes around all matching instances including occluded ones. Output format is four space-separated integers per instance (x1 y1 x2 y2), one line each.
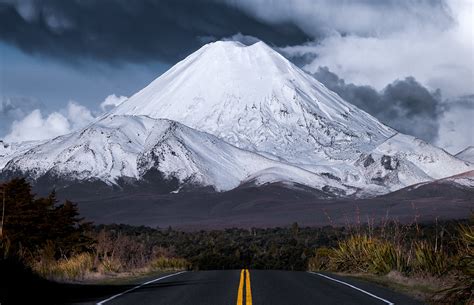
3 95 126 143
67 101 95 129
100 94 127 111
436 96 474 154
226 0 452 37
4 109 71 143
280 0 473 97
270 0 474 151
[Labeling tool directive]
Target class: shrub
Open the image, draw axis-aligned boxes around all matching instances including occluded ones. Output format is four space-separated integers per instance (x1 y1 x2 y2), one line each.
328 235 404 275
413 240 448 276
370 241 407 274
99 256 122 274
34 253 94 281
149 256 190 271
434 224 473 304
307 247 332 271
457 224 474 277
311 221 473 304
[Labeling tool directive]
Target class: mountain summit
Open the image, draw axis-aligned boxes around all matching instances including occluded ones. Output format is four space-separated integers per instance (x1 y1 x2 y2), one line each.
110 41 393 163
0 41 471 197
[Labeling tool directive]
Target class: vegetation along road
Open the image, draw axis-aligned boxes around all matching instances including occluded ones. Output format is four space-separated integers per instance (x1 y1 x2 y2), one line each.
92 270 421 305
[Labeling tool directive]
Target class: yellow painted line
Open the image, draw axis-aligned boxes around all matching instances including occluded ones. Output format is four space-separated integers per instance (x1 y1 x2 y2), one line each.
236 269 245 305
245 269 253 305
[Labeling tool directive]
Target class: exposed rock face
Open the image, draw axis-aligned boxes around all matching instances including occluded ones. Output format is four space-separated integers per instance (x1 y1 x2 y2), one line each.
381 155 398 170
363 154 375 168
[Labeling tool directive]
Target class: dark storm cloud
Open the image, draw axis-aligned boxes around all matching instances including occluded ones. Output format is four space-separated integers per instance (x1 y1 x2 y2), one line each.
0 0 309 64
224 0 453 37
314 67 442 142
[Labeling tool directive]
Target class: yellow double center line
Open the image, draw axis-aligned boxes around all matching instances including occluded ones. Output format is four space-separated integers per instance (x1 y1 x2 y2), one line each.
236 269 252 305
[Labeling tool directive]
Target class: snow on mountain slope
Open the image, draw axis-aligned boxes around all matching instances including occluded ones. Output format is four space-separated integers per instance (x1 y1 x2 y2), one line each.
138 118 354 192
108 40 470 192
373 133 471 180
1 115 353 193
443 170 474 188
110 41 394 164
0 140 44 169
397 170 474 194
1 116 154 181
0 40 471 197
456 146 474 163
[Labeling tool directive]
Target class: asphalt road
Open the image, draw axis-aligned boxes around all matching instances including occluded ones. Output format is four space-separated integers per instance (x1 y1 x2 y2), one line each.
91 270 422 305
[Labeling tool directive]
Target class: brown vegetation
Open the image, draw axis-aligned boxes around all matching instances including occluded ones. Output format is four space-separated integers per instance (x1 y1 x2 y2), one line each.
0 178 189 283
307 221 473 304
0 178 471 304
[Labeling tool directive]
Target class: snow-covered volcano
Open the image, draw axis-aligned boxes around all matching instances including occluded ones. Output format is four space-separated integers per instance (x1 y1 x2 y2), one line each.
1 41 471 197
1 115 351 193
110 41 393 163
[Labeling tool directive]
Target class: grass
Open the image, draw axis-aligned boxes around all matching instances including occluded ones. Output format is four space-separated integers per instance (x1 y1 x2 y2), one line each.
34 253 94 281
412 240 448 276
433 223 473 304
98 256 122 274
308 221 474 304
326 235 407 274
149 256 191 271
72 256 190 286
32 253 190 283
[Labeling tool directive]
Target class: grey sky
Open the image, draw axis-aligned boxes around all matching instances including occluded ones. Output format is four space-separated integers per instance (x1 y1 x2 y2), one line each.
0 41 168 135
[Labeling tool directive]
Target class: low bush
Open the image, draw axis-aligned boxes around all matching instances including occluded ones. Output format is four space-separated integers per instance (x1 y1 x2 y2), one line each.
309 221 473 304
433 224 473 304
412 240 448 276
307 247 332 271
327 235 406 275
98 256 122 274
34 253 94 281
149 256 190 271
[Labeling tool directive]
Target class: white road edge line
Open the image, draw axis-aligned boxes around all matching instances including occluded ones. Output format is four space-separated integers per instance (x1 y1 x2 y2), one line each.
308 272 394 305
96 271 187 305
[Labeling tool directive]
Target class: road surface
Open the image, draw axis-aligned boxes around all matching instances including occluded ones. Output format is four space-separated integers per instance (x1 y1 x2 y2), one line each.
91 270 421 305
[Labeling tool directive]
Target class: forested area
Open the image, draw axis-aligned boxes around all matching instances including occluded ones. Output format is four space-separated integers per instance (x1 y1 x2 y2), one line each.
0 178 472 304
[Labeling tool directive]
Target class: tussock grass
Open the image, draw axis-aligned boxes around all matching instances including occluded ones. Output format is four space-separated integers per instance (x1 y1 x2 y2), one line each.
328 235 406 274
98 257 122 274
412 240 448 276
34 253 94 281
307 247 331 271
33 253 190 281
308 220 474 304
149 256 190 271
433 224 473 304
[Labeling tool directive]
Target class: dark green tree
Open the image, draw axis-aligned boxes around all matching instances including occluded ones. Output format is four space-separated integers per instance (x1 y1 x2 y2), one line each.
0 178 93 259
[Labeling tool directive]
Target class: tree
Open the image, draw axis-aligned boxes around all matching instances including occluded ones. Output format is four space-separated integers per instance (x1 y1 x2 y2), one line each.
0 178 93 259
